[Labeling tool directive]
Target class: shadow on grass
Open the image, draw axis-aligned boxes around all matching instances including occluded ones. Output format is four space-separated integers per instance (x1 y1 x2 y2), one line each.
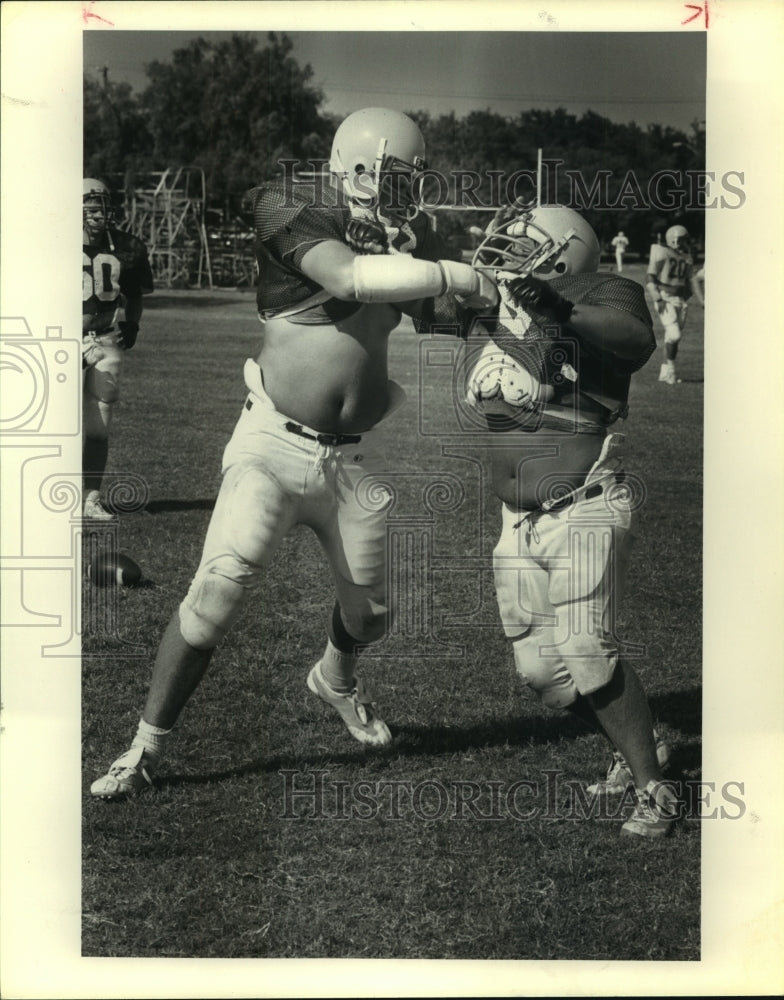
650 685 702 734
149 683 702 788
145 498 216 514
143 293 254 311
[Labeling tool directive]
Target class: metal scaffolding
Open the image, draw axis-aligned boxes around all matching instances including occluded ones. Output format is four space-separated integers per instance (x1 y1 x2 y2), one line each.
117 167 213 289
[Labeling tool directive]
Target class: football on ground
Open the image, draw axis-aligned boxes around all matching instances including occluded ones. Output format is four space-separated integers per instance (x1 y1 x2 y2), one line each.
88 551 143 587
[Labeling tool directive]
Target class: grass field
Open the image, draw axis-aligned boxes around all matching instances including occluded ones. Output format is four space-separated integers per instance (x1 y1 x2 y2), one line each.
81 262 703 960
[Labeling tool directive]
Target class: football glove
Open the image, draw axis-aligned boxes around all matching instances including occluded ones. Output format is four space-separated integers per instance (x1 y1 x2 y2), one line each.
504 275 574 323
117 320 139 350
346 218 389 255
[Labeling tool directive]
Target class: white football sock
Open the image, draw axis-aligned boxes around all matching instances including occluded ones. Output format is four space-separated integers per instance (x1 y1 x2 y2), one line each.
131 719 172 763
320 639 356 693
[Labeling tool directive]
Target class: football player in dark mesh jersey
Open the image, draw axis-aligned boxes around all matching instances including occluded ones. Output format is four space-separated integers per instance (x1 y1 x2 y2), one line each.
465 204 679 838
91 108 498 799
82 178 153 520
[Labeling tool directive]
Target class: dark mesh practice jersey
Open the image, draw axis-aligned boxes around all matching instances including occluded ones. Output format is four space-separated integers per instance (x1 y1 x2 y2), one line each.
490 272 655 429
83 229 153 333
248 180 463 326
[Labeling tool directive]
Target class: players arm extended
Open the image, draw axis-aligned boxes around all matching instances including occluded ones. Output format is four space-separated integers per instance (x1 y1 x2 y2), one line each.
300 239 498 312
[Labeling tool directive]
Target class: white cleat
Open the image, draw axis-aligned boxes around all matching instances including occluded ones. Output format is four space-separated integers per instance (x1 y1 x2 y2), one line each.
621 780 679 839
307 660 392 746
90 746 155 799
658 364 679 385
586 732 671 803
83 495 116 521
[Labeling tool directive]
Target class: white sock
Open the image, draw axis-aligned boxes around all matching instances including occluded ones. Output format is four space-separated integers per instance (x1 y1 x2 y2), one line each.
320 639 356 693
131 719 172 763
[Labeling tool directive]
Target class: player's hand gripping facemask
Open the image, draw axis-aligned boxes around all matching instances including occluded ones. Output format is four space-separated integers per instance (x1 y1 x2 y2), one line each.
472 202 601 336
473 202 601 280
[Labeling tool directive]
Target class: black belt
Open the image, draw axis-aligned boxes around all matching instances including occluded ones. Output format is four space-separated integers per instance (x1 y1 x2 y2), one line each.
244 398 362 445
514 471 626 527
543 471 626 513
285 421 362 447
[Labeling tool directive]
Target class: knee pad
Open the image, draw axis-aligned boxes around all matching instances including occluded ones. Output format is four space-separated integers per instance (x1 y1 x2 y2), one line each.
179 569 248 650
84 356 122 404
511 632 578 709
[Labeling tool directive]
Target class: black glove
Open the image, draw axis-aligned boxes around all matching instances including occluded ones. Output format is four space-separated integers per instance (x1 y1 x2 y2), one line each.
346 218 388 255
505 275 574 323
117 320 139 350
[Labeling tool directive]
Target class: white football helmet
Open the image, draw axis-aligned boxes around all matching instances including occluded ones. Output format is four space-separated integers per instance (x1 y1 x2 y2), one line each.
665 224 690 252
473 203 601 279
83 177 113 240
330 107 426 221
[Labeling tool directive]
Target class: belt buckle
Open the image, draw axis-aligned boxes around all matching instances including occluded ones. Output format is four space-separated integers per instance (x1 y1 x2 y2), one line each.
284 420 360 447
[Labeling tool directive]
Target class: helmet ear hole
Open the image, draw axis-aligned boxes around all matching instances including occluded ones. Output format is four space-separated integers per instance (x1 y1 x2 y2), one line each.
553 261 568 274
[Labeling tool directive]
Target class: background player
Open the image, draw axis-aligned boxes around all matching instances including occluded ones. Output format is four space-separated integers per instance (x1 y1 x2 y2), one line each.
90 108 497 799
466 204 677 838
610 230 629 273
646 223 701 385
82 178 153 519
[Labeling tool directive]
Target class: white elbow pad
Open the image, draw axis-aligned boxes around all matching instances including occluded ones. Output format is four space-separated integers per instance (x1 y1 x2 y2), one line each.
437 259 480 297
352 255 446 302
440 259 499 310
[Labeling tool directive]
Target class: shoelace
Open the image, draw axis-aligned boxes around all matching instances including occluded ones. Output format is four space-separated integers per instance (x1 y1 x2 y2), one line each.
349 678 375 725
110 761 153 784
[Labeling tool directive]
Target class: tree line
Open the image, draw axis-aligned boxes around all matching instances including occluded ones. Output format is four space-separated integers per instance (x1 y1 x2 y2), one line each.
85 32 706 254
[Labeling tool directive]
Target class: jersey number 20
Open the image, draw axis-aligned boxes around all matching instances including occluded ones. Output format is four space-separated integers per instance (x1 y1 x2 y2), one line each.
665 256 687 283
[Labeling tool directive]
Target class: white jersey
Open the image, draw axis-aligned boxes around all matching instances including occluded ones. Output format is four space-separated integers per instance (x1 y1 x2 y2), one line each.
647 243 693 299
612 234 629 253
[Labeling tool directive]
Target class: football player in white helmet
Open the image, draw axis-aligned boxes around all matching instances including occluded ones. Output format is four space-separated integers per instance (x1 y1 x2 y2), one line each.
646 223 702 384
330 106 426 217
475 201 601 278
329 106 433 259
82 178 153 519
465 203 678 838
90 108 498 800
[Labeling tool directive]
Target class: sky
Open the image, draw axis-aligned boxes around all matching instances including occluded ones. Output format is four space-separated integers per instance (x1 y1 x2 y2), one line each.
83 29 706 134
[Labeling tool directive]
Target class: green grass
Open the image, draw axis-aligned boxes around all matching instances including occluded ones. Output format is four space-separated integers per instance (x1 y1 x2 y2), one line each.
82 263 703 959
